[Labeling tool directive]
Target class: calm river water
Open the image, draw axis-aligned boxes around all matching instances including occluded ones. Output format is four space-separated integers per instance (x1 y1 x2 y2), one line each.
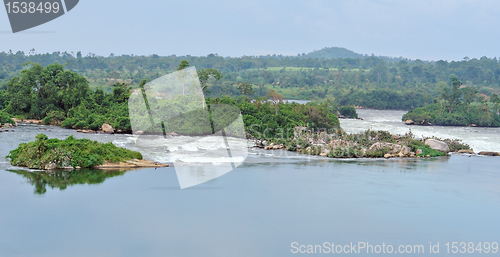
0 110 499 256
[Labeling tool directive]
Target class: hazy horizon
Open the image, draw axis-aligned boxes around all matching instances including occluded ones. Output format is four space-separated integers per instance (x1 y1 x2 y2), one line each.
2 0 500 61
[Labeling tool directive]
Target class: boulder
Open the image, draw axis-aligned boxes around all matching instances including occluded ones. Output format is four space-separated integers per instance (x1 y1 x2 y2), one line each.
457 149 475 154
384 153 392 159
391 134 400 140
264 143 274 150
319 149 330 157
77 129 95 133
425 139 450 153
416 149 423 155
45 163 57 170
369 142 402 154
102 123 114 134
398 146 412 157
404 120 414 125
478 151 500 156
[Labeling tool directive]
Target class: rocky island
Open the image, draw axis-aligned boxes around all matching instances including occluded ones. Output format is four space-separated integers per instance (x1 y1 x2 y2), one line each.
254 128 476 159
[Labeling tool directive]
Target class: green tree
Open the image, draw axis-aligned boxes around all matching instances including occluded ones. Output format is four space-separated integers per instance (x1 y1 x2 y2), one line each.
462 86 477 113
237 82 254 101
268 89 284 115
490 94 500 104
177 60 190 71
177 60 190 96
441 75 463 113
197 68 222 94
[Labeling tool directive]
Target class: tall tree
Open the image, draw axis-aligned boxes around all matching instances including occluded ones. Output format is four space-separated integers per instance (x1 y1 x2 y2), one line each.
237 82 254 102
462 86 477 113
441 75 463 113
268 89 284 115
197 68 222 94
177 60 190 95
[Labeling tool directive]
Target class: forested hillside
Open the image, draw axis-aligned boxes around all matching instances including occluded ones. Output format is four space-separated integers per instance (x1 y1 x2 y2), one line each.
2 49 500 110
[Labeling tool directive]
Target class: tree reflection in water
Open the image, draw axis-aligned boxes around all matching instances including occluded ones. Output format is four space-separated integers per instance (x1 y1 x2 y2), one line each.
8 169 128 194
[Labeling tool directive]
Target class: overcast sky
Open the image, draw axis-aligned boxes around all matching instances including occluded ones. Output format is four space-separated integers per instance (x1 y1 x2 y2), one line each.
1 0 499 61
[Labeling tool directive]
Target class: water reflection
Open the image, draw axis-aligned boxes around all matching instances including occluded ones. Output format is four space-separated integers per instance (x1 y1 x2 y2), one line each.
8 169 128 194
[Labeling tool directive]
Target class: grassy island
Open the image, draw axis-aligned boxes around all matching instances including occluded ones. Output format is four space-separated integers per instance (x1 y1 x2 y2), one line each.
7 134 143 170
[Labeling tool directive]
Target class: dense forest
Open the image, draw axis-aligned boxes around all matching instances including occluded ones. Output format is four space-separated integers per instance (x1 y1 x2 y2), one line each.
0 62 340 136
1 47 500 110
402 75 500 127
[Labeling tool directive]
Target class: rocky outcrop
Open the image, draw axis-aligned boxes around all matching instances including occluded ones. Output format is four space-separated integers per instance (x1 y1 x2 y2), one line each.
369 142 401 154
399 146 412 157
457 149 475 154
254 130 471 159
370 143 414 158
102 123 114 134
77 129 97 133
263 143 286 150
94 159 169 169
478 151 500 156
425 139 450 153
13 118 41 124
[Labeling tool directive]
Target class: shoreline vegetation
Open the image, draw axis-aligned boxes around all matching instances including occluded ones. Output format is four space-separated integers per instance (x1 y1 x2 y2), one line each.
402 75 500 127
6 134 168 170
252 128 482 159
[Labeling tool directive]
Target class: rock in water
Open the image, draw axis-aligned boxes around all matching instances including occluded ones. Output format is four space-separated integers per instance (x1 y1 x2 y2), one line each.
102 123 114 134
424 139 450 153
478 151 500 156
457 149 475 154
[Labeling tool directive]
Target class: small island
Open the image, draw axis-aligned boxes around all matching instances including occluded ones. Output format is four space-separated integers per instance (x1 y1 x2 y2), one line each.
6 134 168 170
254 128 473 158
402 75 500 127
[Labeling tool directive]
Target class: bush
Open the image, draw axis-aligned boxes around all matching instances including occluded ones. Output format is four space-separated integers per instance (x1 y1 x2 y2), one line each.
339 105 358 118
0 110 14 125
42 110 66 125
415 145 446 157
7 134 143 169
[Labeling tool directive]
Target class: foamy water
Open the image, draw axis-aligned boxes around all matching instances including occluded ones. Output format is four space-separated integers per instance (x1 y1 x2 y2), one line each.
340 109 500 152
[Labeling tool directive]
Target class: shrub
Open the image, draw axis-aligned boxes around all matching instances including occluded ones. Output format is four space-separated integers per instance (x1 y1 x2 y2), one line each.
42 110 66 125
0 110 14 125
339 105 358 118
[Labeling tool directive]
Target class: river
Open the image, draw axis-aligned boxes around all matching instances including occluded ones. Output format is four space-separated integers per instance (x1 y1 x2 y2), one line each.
0 110 499 256
341 109 500 152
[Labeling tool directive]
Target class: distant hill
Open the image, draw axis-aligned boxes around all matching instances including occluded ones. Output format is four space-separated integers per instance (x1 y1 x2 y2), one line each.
304 47 364 59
